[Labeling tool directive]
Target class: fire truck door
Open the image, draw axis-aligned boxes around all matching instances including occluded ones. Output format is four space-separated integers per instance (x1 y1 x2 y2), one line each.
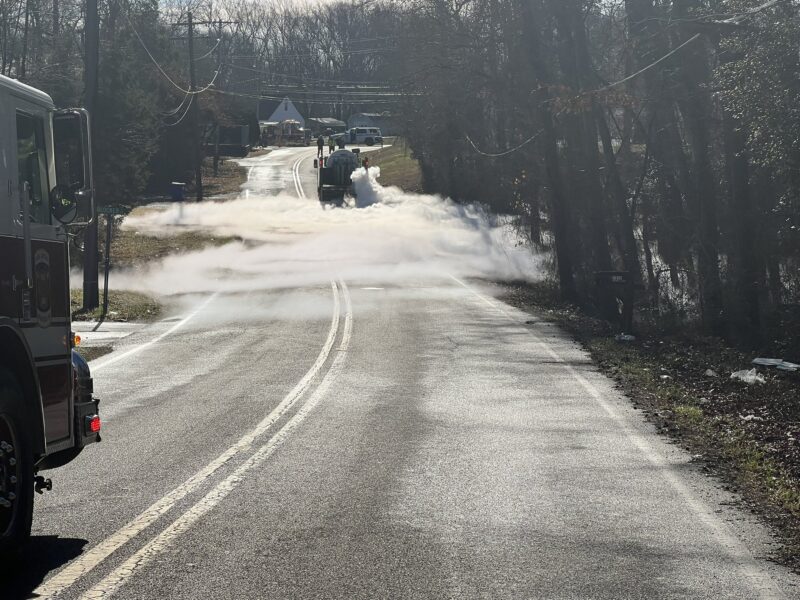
13 107 72 446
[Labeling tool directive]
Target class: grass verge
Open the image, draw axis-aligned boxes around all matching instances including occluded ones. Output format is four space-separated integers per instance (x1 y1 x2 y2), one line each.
369 140 423 193
111 228 238 269
501 280 800 571
74 345 113 362
187 155 250 198
71 289 162 322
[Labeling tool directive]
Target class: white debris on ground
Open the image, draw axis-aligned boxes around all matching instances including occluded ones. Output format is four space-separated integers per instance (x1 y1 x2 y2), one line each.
730 368 766 385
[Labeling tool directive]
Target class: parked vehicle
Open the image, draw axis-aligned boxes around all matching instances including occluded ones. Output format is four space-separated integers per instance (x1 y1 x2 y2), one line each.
277 120 311 147
346 127 383 146
0 74 101 553
315 149 361 206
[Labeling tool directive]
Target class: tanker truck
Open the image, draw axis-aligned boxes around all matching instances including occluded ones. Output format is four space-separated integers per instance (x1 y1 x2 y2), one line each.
315 148 361 207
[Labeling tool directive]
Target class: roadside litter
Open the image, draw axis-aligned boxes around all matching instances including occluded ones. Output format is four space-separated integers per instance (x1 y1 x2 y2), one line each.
730 369 766 385
751 358 799 372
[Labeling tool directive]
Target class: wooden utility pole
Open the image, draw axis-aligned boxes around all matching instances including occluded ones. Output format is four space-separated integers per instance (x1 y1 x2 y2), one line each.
187 11 203 202
82 0 100 310
213 19 222 177
173 15 234 194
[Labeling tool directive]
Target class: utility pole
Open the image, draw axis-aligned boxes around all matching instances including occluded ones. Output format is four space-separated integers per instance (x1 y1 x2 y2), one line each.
213 18 222 177
82 0 100 310
187 11 203 202
173 14 235 192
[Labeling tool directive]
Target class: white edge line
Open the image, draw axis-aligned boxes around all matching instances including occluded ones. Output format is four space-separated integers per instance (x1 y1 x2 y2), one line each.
90 293 219 373
448 275 787 600
35 281 342 599
293 153 307 199
80 280 353 599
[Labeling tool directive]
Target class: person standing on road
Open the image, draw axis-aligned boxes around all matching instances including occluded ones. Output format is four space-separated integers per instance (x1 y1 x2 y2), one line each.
317 135 325 158
328 136 336 155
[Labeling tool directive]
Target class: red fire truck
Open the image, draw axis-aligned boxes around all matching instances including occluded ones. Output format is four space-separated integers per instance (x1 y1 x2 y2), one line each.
0 74 101 553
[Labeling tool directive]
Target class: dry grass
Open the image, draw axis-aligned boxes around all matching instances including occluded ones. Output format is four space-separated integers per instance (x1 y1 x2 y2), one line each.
74 345 113 362
369 141 423 193
194 157 249 198
71 289 162 322
110 228 239 269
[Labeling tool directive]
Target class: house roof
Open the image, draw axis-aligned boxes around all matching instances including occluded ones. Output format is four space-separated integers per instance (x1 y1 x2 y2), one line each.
258 99 282 119
308 117 346 127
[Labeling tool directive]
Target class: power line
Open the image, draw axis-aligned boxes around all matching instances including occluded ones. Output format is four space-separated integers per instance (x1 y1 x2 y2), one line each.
194 67 221 94
598 0 785 94
194 37 221 61
125 12 221 95
125 12 190 94
240 84 408 97
466 0 787 158
162 91 191 116
225 62 396 86
597 33 701 94
163 95 194 127
209 88 403 105
466 131 544 158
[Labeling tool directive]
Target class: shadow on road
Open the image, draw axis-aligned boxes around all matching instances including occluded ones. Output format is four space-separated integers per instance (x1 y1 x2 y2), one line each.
1 535 87 599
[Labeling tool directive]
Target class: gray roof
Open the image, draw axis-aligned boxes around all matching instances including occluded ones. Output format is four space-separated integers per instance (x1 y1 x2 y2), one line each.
258 99 282 119
308 117 346 126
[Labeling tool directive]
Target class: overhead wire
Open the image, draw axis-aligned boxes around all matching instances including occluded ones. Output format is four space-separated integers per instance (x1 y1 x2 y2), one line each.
194 37 221 61
224 62 396 86
599 0 786 93
125 12 191 94
209 88 403 105
162 91 191 116
163 95 194 127
125 12 222 95
466 0 787 158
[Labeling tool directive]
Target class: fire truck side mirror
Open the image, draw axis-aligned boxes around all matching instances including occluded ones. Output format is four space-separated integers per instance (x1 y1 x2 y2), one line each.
313 159 318 169
53 109 94 224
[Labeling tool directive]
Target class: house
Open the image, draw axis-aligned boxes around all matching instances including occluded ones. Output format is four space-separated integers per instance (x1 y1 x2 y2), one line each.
347 112 398 136
258 97 305 127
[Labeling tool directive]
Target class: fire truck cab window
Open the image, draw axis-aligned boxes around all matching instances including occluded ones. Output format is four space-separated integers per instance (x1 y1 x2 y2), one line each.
16 111 50 224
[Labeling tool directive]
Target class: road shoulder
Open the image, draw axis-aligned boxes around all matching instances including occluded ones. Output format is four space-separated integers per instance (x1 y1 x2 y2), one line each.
499 279 800 575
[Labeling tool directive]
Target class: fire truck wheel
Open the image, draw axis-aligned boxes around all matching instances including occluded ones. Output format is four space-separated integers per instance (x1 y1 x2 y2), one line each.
0 368 34 555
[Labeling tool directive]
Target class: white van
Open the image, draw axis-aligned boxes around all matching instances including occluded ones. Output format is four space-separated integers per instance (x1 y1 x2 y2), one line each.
347 127 383 146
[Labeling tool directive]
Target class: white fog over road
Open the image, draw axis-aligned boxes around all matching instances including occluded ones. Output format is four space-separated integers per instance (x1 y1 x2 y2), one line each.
7 147 799 599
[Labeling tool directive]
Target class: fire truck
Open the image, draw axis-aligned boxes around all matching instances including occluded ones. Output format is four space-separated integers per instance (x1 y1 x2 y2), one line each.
277 119 311 147
0 74 101 553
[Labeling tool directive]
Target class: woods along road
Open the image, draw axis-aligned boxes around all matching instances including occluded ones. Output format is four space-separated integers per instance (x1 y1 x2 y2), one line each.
4 147 799 599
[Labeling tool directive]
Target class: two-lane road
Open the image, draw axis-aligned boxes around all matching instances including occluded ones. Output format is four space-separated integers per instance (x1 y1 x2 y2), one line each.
4 146 798 599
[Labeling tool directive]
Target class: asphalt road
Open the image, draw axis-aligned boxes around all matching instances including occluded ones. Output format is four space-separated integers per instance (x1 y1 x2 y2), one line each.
3 147 799 599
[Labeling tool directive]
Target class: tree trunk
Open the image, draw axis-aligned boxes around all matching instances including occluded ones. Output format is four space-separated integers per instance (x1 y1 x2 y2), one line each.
723 110 761 345
553 1 616 318
522 0 577 301
670 8 725 334
19 0 29 79
595 102 642 282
